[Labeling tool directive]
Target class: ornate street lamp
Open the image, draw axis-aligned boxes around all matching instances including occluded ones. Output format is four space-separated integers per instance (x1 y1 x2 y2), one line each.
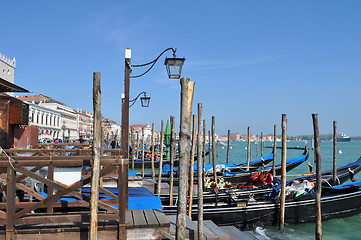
128 91 151 108
164 50 185 79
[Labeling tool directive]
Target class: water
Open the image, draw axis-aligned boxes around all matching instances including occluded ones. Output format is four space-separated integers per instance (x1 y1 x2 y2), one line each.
215 140 361 240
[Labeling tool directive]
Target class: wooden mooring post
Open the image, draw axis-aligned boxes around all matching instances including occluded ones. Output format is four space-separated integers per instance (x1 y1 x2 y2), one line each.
151 123 155 180
197 103 204 240
261 132 263 157
90 72 102 240
157 120 164 195
141 127 145 178
333 121 337 186
226 130 230 164
202 119 206 181
212 116 217 184
272 125 277 177
177 77 192 240
131 127 135 171
169 116 175 206
279 114 287 231
188 115 197 218
312 113 322 240
208 130 211 164
247 126 251 171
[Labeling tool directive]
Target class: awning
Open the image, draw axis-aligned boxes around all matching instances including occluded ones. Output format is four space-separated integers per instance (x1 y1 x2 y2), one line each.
0 77 30 92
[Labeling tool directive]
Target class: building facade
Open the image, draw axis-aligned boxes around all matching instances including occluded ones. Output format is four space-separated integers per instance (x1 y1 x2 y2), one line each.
75 109 93 140
28 103 61 140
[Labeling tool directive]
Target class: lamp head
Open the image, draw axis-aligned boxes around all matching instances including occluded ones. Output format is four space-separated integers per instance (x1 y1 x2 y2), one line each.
164 57 185 79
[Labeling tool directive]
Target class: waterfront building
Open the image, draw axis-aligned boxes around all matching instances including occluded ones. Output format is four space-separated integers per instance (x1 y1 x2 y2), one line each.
103 118 121 143
28 103 61 140
17 95 78 141
75 109 93 140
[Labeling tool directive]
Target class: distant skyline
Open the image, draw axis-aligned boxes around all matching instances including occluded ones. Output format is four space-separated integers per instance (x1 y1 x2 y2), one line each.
2 1 361 136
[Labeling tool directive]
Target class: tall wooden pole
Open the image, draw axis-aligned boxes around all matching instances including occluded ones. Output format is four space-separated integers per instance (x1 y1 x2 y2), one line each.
226 130 230 164
247 127 251 171
333 121 337 186
197 103 204 240
151 123 155 180
142 127 145 178
212 116 217 184
313 113 322 240
203 120 206 182
208 131 211 164
279 114 287 230
131 127 135 171
261 132 263 156
157 120 164 195
90 72 102 240
136 131 140 162
188 115 197 218
169 116 175 206
177 77 191 240
119 49 130 240
272 125 277 177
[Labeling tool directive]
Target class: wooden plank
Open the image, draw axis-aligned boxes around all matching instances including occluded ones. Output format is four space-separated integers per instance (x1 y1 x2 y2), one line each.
125 210 134 227
16 182 46 200
132 210 147 228
143 209 159 228
201 222 219 240
153 209 170 227
204 220 230 240
220 226 257 240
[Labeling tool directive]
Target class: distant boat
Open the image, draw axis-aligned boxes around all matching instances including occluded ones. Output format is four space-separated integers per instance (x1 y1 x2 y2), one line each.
338 133 351 142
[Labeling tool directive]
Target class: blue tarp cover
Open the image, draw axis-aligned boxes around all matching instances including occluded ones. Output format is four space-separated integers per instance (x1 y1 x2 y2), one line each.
41 187 162 210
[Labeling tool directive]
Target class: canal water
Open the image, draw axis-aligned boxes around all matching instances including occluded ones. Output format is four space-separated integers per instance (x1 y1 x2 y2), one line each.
215 140 361 240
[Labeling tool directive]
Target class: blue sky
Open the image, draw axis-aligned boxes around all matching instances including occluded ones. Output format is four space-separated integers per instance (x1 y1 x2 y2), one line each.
2 1 361 136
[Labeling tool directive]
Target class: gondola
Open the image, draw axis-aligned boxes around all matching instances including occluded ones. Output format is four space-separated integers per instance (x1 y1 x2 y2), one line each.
163 179 361 229
160 156 361 205
218 147 309 184
194 151 274 173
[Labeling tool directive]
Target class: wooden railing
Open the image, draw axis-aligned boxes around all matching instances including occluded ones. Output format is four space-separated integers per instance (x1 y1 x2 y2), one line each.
0 152 128 239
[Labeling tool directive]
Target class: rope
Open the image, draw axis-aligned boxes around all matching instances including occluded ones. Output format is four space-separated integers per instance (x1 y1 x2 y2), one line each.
179 133 191 139
0 146 15 170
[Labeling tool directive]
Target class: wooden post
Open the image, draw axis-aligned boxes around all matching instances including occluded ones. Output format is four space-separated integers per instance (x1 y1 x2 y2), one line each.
333 121 337 186
312 113 322 240
157 120 164 195
141 127 145 178
151 123 155 180
177 77 191 240
119 48 130 240
47 162 54 213
90 72 102 240
136 131 140 162
131 127 135 171
226 130 230 164
203 120 206 180
256 141 258 157
197 103 204 240
212 116 217 183
272 125 277 177
6 166 16 240
247 127 251 171
169 116 175 206
188 114 197 219
279 114 287 230
208 131 211 164
261 132 263 156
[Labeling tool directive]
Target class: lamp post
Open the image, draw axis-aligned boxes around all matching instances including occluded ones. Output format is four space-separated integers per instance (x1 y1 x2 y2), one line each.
121 47 185 159
119 48 184 239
